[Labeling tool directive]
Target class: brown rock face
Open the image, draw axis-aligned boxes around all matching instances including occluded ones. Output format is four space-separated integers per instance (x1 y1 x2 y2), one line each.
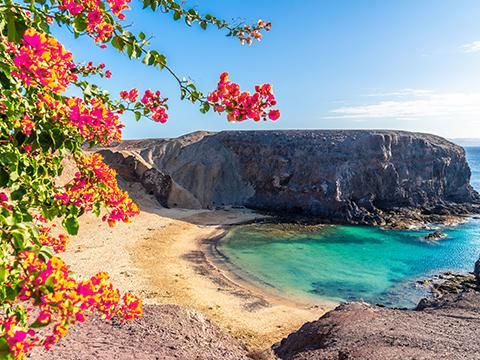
273 290 480 360
98 130 479 224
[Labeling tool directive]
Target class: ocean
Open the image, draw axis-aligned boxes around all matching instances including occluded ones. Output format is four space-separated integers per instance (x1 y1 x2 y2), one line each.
218 147 480 308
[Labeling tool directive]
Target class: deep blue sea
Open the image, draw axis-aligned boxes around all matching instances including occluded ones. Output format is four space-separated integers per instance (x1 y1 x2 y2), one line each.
219 147 480 308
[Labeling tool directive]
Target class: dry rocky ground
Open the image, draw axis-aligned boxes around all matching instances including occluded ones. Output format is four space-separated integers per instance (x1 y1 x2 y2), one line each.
273 290 480 360
34 281 480 360
33 304 252 360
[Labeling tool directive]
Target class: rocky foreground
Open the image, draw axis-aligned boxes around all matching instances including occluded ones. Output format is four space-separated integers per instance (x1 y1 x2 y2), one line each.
35 267 480 360
34 304 252 360
273 290 480 360
98 130 479 227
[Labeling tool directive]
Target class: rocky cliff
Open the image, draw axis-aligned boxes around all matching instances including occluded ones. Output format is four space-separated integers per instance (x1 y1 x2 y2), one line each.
97 130 479 225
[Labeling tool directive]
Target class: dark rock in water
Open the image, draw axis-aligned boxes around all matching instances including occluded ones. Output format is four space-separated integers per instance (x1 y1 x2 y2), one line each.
424 231 447 241
96 130 480 225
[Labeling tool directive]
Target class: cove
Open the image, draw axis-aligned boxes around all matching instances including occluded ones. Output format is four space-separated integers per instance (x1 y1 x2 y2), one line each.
218 221 480 308
219 147 480 309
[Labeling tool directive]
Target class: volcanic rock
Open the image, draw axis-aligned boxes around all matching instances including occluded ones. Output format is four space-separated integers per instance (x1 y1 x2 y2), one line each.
97 130 480 225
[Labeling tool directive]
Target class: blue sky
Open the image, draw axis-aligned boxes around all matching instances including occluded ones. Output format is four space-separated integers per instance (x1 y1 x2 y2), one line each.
56 0 480 139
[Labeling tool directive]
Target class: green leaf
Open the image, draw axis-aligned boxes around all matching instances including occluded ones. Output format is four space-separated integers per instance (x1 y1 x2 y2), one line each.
0 266 6 284
9 171 18 182
111 36 125 51
200 102 211 114
0 169 8 187
30 319 50 329
6 13 17 43
0 337 13 360
73 16 88 32
5 286 18 302
63 216 79 235
10 187 26 201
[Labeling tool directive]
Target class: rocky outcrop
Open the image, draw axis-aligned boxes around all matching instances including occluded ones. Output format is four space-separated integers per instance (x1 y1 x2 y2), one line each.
98 130 479 225
273 290 480 360
98 149 201 209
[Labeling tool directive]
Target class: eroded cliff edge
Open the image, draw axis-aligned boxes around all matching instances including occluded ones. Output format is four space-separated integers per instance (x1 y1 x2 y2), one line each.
97 130 480 226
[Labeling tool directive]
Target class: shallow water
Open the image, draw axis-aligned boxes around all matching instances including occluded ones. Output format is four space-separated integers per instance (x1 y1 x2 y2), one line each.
218 147 480 308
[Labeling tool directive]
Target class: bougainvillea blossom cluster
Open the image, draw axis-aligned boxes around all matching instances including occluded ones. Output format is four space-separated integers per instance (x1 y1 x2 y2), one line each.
58 0 131 42
120 89 169 123
76 61 112 78
238 19 272 45
55 153 140 226
38 225 70 253
120 88 139 102
66 97 124 144
11 29 77 93
19 115 35 136
208 72 280 122
141 90 169 123
3 251 142 356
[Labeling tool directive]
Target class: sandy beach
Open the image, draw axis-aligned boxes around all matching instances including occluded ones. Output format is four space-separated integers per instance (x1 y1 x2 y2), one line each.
63 187 334 351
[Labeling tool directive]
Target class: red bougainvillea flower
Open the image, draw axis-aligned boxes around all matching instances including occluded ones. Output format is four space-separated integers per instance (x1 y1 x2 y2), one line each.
38 224 70 253
36 93 123 145
0 192 12 211
11 29 77 93
208 72 280 122
120 88 139 102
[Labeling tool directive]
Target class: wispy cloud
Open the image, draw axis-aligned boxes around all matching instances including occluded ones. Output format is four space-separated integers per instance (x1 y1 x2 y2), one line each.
328 90 480 120
462 41 480 53
366 88 434 98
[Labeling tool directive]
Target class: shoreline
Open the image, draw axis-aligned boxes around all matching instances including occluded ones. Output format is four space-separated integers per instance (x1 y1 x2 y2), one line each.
132 207 335 349
63 199 334 351
207 224 342 307
61 191 479 351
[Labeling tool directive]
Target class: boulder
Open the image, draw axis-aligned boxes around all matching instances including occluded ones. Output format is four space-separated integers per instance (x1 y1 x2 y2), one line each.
424 231 447 241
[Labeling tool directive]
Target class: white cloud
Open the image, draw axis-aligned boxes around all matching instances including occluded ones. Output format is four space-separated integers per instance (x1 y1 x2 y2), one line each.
366 88 434 98
462 41 480 53
328 90 480 120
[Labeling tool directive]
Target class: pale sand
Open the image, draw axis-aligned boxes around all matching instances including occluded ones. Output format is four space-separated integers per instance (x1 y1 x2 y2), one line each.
63 193 335 350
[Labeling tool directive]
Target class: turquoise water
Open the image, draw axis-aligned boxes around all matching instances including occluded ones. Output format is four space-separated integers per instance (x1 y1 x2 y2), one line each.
219 147 480 308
